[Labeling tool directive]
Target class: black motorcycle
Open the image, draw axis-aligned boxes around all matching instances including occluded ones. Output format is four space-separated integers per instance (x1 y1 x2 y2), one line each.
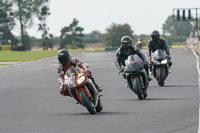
123 55 149 100
150 49 170 86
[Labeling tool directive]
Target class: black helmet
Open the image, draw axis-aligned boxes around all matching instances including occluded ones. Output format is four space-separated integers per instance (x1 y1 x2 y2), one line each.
57 49 69 65
121 36 132 49
151 30 160 41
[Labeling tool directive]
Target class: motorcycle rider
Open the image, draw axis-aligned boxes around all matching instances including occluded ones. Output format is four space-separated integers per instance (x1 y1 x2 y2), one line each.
57 49 102 96
115 36 152 81
148 30 172 73
135 38 142 49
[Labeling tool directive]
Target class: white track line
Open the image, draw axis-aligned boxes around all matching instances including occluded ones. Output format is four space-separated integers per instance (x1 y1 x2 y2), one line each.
192 49 200 133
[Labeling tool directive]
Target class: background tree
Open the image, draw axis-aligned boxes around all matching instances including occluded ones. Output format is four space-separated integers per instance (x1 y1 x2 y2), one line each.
82 30 102 43
0 0 18 46
102 23 134 47
162 15 193 42
60 18 84 49
38 5 53 50
14 0 49 50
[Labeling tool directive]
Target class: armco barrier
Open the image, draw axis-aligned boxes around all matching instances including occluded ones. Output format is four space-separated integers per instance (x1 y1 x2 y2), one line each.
105 46 118 51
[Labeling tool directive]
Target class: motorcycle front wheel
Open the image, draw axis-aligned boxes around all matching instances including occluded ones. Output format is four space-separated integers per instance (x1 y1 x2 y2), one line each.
79 90 96 114
133 77 144 100
158 67 165 86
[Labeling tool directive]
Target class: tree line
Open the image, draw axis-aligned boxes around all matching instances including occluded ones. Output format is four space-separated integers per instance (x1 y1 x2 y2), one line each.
0 0 197 51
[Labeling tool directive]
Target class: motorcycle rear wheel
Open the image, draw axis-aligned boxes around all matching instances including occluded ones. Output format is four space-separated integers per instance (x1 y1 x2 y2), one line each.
79 90 96 114
96 96 103 112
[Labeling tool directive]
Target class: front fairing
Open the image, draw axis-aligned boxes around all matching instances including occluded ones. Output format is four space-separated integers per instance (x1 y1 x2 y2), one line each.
152 60 161 65
124 62 143 72
152 49 165 60
124 55 144 73
65 68 76 89
151 49 168 65
65 67 87 89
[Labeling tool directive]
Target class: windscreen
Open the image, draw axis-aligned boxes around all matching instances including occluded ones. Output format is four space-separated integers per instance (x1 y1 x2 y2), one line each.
154 49 165 60
65 66 77 77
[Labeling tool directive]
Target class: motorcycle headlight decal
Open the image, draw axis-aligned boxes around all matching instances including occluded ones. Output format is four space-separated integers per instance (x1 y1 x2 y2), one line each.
161 59 167 64
153 60 160 65
78 73 84 77
77 76 85 84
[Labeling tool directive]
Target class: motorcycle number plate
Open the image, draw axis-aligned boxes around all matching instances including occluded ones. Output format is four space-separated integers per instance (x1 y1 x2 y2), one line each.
66 76 75 84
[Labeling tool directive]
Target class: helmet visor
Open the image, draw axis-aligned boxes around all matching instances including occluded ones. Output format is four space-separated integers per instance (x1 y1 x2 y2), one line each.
152 35 159 41
122 40 130 48
58 57 68 65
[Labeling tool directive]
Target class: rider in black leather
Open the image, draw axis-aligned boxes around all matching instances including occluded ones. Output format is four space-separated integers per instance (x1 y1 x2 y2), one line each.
148 30 170 57
115 36 152 81
148 30 172 72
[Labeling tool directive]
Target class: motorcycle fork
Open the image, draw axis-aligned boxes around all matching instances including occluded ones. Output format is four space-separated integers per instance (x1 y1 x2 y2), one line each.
130 74 143 88
76 87 92 103
139 74 145 89
129 75 135 90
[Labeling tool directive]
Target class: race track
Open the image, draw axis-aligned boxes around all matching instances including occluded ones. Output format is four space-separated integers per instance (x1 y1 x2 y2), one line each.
0 48 198 133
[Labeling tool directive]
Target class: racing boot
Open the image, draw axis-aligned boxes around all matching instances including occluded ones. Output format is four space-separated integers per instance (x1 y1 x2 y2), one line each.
88 71 102 92
126 82 129 87
149 71 152 75
148 76 153 81
149 65 153 75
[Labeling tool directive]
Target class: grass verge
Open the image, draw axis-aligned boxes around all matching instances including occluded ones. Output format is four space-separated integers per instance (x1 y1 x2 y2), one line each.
0 47 105 62
0 50 58 62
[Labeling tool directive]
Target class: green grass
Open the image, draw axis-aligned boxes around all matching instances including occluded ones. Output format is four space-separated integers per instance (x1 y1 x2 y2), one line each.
0 50 58 62
0 45 186 62
0 48 106 62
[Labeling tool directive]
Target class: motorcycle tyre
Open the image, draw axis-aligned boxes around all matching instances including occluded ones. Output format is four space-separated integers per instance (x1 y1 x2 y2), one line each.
158 67 165 86
96 96 103 112
133 78 144 100
79 90 96 114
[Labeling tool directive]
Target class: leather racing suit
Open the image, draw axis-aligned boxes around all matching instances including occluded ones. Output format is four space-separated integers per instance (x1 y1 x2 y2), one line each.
115 46 149 76
57 57 98 96
148 38 170 57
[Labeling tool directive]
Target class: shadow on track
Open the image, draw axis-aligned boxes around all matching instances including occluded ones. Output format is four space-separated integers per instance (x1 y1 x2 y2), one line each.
59 111 131 116
145 97 197 101
150 84 198 88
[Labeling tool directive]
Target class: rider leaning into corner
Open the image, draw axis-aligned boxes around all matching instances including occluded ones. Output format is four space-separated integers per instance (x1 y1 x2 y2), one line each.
148 30 172 73
57 49 102 96
115 36 152 81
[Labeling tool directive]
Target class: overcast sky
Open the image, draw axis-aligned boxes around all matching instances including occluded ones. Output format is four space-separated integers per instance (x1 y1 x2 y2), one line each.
15 0 200 38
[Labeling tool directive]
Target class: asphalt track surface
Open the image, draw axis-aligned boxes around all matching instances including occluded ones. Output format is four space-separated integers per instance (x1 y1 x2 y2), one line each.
0 49 198 133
